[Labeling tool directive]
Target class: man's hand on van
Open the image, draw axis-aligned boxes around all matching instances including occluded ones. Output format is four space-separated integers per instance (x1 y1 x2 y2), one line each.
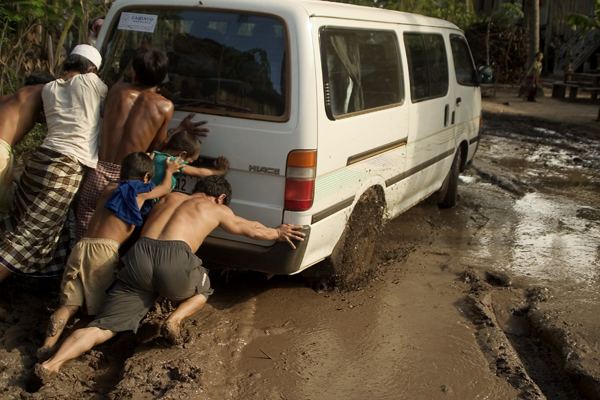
178 112 209 138
213 156 229 175
276 223 305 249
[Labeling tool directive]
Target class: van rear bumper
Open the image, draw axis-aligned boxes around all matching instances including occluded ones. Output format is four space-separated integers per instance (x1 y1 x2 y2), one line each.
196 226 311 274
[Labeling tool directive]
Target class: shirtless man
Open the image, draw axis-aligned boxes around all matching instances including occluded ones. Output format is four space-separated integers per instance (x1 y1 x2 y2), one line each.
75 47 209 240
38 152 183 361
35 175 304 384
0 72 55 217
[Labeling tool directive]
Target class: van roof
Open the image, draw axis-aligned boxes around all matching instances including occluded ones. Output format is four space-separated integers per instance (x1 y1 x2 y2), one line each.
108 0 461 31
296 0 460 30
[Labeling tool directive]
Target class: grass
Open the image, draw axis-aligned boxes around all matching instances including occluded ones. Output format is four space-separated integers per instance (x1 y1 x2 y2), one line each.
13 123 46 166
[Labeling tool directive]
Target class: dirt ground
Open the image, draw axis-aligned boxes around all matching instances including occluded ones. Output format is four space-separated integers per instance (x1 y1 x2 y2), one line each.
0 87 599 400
483 83 600 130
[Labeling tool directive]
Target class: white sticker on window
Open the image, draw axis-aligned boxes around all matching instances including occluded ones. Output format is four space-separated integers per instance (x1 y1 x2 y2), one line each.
117 12 158 33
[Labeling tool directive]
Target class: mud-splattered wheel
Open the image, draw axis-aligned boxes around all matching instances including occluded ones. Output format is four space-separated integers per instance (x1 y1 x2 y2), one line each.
304 187 385 291
438 147 462 209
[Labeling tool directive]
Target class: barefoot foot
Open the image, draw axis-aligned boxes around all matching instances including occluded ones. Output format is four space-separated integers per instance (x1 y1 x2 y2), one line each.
26 363 58 392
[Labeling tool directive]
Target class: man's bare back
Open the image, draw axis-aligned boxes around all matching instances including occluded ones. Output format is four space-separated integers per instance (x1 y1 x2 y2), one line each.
99 83 173 165
141 191 305 253
141 192 223 252
0 85 45 147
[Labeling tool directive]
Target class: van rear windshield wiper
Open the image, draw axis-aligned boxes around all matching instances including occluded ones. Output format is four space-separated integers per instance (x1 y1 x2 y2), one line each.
173 98 252 113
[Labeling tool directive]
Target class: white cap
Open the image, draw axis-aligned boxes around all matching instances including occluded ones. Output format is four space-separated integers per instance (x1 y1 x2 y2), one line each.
70 44 102 69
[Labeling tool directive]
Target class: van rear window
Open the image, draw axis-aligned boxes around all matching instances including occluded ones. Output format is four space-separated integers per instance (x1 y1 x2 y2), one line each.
404 33 449 102
101 9 288 120
320 28 403 119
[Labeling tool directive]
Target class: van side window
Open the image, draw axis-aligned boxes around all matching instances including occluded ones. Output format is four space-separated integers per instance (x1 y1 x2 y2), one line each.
450 34 477 86
320 28 403 119
100 9 288 121
404 33 449 102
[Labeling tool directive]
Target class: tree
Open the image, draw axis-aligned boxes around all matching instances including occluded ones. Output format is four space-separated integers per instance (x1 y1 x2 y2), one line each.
525 0 540 69
489 3 525 82
0 0 107 94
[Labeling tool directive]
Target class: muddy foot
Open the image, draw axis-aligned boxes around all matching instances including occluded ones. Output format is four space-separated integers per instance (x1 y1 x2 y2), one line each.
160 322 183 346
26 363 57 392
36 345 56 363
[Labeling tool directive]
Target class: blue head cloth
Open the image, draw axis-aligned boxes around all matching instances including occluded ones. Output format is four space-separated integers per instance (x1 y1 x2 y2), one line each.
104 180 156 226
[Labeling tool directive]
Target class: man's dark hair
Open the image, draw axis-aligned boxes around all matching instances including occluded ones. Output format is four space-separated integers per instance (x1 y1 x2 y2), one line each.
120 152 155 181
24 72 55 86
132 48 168 87
164 131 201 158
62 54 97 74
193 175 232 206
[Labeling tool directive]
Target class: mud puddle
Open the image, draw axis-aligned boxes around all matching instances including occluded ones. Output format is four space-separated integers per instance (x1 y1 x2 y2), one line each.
1 113 600 399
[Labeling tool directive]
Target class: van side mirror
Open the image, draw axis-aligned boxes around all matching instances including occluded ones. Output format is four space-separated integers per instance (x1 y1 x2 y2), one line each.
477 66 494 84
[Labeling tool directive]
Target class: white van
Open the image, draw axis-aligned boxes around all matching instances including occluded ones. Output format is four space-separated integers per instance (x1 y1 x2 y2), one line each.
98 0 486 282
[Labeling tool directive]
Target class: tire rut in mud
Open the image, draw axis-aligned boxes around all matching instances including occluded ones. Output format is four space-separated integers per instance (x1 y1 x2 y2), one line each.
459 268 592 400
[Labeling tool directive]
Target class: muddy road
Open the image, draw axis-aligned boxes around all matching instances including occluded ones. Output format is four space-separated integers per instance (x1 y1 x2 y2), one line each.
1 100 600 399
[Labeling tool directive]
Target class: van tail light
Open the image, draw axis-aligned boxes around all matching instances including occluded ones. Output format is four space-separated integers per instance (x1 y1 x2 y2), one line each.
285 150 316 211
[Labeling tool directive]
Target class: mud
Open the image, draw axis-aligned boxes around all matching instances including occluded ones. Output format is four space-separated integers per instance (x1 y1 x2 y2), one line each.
1 88 600 399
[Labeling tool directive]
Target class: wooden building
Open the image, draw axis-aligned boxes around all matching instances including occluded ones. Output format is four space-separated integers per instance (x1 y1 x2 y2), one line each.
473 0 598 74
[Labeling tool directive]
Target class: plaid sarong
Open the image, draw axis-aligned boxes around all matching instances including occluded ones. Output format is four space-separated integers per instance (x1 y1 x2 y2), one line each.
75 160 121 242
0 147 83 276
0 138 14 218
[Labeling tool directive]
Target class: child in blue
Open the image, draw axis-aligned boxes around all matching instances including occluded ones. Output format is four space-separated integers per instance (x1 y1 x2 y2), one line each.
38 152 183 360
151 130 229 194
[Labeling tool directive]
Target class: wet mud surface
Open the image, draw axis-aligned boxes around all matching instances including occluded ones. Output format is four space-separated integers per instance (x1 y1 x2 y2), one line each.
1 95 600 399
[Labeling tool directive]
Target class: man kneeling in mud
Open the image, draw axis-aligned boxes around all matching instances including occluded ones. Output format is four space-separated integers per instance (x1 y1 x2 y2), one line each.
33 175 304 386
38 152 183 360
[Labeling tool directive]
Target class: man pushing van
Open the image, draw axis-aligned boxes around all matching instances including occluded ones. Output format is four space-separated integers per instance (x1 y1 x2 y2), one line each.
75 47 211 241
33 175 304 387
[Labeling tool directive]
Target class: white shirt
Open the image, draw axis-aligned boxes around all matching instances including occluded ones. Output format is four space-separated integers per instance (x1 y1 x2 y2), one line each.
42 73 108 168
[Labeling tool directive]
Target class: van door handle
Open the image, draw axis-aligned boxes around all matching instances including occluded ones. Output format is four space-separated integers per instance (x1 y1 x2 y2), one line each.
444 104 449 126
456 97 462 106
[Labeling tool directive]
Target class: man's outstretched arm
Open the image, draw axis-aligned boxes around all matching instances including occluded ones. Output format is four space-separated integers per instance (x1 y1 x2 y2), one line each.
218 209 305 249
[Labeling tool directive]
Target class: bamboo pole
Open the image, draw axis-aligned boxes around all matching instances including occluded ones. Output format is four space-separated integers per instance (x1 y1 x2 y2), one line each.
54 12 77 72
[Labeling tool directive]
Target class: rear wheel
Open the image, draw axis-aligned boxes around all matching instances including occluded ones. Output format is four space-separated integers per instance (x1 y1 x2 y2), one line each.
303 187 384 291
438 147 462 209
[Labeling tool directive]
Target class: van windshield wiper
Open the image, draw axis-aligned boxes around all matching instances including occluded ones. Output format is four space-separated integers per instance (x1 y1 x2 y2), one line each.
173 98 252 113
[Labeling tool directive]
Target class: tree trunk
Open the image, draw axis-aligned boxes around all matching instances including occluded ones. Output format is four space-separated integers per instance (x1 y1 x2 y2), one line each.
527 0 540 68
486 20 491 66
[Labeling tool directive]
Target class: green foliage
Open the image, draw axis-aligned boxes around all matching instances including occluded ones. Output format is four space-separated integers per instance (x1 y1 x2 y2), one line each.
0 1 46 22
567 0 600 33
418 0 479 30
492 2 524 24
0 0 107 95
324 0 480 30
13 123 46 165
327 0 377 6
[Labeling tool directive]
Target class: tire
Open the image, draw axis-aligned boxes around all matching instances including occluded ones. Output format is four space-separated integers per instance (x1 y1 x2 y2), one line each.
303 187 384 291
438 147 462 209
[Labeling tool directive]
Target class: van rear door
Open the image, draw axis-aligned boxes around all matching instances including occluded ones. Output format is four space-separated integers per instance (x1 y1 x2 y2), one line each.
99 6 306 246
